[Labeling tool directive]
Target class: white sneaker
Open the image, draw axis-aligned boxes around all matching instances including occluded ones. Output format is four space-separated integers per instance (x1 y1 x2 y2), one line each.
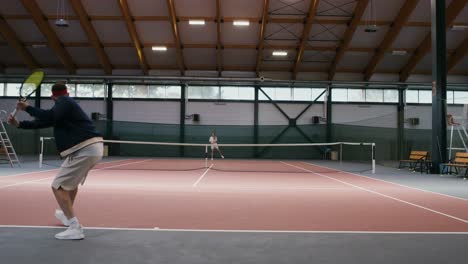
55 225 84 240
221 155 224 159
55 209 70 226
211 157 213 160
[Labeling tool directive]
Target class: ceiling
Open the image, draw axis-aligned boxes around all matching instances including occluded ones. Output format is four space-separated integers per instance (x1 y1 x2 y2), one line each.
0 0 467 82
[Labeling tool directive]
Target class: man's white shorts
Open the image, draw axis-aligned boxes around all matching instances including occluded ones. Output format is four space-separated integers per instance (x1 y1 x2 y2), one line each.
52 142 103 191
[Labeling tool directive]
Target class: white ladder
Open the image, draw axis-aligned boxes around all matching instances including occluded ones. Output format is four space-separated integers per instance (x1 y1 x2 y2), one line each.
0 110 21 167
448 123 468 160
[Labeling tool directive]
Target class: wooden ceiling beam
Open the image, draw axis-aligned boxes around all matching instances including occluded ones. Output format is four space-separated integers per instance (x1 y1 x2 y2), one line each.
399 0 467 81
166 0 186 75
70 0 112 75
0 15 40 70
15 63 468 75
292 0 320 79
20 0 75 73
11 41 453 54
216 0 222 76
118 0 149 75
363 0 419 81
328 0 369 81
5 13 468 28
256 0 270 76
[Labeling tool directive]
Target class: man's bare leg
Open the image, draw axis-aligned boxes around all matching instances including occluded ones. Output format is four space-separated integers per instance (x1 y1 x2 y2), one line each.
70 188 78 205
52 187 75 220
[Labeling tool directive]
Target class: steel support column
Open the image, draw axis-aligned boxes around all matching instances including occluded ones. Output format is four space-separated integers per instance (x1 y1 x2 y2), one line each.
431 0 447 173
105 82 114 155
326 85 332 142
397 86 405 160
180 84 186 156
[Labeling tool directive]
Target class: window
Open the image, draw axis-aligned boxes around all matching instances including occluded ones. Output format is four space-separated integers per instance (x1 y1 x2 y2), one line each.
454 91 468 104
348 89 365 102
238 87 254 100
259 87 275 100
311 88 326 101
275 88 292 100
6 83 23 97
40 83 53 97
128 85 149 98
365 89 383 102
166 86 181 99
0 83 4 96
148 85 182 99
188 86 219 99
447 91 454 104
220 86 255 100
418 90 432 103
405 90 418 103
76 84 105 98
113 85 130 98
384 89 398 103
148 85 166 98
293 88 312 101
332 88 347 102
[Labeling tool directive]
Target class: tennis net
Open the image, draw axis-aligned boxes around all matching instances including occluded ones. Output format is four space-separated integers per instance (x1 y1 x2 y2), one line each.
39 137 376 174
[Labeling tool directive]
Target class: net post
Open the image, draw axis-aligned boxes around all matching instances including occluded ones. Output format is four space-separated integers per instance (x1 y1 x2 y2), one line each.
39 137 44 168
372 143 376 174
205 144 208 168
339 143 342 166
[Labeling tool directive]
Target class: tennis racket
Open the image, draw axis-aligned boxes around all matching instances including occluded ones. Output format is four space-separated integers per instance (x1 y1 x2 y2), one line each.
11 70 44 117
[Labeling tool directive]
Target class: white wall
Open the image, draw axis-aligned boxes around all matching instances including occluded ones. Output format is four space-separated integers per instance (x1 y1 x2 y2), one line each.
41 99 106 119
185 101 254 125
0 98 465 130
333 104 398 128
113 101 180 124
405 105 464 129
259 103 323 125
0 98 32 121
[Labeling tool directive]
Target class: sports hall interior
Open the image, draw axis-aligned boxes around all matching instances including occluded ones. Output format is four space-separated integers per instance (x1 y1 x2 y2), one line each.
0 0 467 264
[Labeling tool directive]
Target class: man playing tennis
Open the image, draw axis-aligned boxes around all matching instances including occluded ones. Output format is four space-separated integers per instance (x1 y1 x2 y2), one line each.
209 132 224 160
8 83 103 240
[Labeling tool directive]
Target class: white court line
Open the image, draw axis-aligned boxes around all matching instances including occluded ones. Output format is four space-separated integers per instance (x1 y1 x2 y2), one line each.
92 159 154 171
0 159 147 190
0 158 137 180
302 161 468 202
26 182 351 191
0 168 59 180
281 161 468 224
192 164 213 187
0 176 55 189
0 225 467 234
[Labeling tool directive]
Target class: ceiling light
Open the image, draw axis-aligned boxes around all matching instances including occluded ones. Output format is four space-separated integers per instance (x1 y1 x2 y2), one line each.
272 51 288 56
189 19 205 25
450 25 468 31
233 20 250 26
392 50 407 56
152 46 167 51
55 18 69 27
32 44 47 48
364 24 378 33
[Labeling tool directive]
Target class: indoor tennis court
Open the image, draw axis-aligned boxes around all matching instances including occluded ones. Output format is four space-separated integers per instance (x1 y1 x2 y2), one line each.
1 0 468 263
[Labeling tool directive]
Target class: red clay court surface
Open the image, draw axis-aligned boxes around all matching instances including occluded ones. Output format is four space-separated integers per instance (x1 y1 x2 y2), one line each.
0 159 467 232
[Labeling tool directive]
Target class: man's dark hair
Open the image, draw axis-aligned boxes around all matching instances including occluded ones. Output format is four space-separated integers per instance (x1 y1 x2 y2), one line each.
52 83 67 92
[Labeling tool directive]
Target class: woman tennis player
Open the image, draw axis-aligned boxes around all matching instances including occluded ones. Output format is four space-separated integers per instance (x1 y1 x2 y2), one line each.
8 83 103 240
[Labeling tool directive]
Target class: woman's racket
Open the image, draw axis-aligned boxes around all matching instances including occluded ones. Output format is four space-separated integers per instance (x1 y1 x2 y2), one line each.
11 71 44 117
